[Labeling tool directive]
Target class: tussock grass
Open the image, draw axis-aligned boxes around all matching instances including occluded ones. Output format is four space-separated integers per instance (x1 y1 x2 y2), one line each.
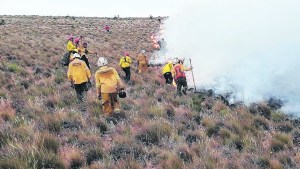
0 15 299 168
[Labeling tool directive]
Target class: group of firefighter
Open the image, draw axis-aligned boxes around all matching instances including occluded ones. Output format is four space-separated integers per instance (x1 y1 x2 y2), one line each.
65 35 192 116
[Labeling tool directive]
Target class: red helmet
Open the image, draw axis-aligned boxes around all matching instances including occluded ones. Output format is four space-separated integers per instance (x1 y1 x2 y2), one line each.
67 35 74 40
74 37 80 44
124 52 129 56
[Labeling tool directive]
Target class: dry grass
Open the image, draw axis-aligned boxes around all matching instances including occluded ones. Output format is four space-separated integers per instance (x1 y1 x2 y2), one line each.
0 15 299 168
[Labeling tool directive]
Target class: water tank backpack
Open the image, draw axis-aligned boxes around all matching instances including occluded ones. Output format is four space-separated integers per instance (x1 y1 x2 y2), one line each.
174 65 186 80
61 52 71 66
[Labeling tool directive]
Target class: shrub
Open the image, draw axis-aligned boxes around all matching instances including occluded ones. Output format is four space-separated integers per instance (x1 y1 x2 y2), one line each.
13 126 34 143
212 100 229 115
278 155 296 168
206 125 220 137
35 153 65 169
220 128 232 142
159 152 183 169
0 125 24 148
190 94 204 112
164 104 175 119
270 140 285 153
227 120 244 136
38 133 60 154
256 156 270 169
135 122 171 145
270 133 292 153
249 103 271 119
45 115 62 133
192 113 202 125
206 122 223 137
275 122 293 133
0 19 5 25
105 111 126 125
7 63 21 73
112 159 142 169
253 116 269 130
69 153 85 169
177 147 193 163
44 96 59 110
292 130 300 146
186 132 200 145
110 144 144 162
140 106 164 119
95 120 108 134
0 158 27 169
271 111 288 123
230 137 244 151
54 71 65 84
87 100 102 117
0 102 16 122
86 148 103 165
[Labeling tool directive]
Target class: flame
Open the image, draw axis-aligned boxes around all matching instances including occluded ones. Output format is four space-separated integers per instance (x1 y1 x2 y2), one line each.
150 34 160 50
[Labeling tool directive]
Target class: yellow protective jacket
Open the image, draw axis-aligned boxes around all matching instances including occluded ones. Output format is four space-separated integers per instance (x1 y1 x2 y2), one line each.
119 56 132 68
162 62 173 74
137 54 148 64
66 40 76 52
95 66 122 93
67 58 91 84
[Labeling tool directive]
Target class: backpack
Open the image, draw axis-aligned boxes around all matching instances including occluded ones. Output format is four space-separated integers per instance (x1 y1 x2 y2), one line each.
174 65 185 80
61 52 70 66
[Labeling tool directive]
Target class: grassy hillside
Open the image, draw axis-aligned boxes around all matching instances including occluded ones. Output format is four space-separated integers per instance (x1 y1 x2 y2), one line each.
0 15 300 169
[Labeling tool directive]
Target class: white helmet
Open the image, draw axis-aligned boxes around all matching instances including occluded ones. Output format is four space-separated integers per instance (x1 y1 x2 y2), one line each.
74 53 81 58
97 57 108 67
141 50 146 54
172 58 179 65
71 53 81 59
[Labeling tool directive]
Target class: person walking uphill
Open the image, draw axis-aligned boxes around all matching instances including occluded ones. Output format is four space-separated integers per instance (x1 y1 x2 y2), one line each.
95 57 123 115
162 60 173 85
172 58 192 96
67 53 91 101
79 42 97 69
119 52 132 82
66 35 76 52
137 50 148 74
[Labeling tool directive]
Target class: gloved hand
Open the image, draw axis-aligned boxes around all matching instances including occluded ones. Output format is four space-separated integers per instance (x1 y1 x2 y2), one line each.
98 95 102 100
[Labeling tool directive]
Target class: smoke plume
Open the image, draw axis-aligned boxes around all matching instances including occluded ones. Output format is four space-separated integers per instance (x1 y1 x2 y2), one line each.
162 0 300 115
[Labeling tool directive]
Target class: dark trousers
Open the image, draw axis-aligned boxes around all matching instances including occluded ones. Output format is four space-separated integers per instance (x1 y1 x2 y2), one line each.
122 67 131 82
175 77 187 96
80 55 90 69
74 82 87 101
163 72 173 85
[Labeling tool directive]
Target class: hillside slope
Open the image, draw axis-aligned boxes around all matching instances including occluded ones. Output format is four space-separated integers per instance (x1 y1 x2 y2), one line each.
0 15 300 169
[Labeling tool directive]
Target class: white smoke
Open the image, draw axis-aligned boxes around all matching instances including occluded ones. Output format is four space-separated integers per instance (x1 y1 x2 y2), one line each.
162 0 300 115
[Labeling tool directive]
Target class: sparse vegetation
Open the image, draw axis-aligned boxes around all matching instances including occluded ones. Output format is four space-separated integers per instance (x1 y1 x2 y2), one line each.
0 15 299 168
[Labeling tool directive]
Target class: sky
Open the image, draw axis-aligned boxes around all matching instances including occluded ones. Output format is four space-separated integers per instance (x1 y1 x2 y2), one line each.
0 0 186 17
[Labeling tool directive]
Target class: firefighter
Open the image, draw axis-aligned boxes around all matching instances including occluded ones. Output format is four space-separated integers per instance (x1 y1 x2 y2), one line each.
95 57 124 115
